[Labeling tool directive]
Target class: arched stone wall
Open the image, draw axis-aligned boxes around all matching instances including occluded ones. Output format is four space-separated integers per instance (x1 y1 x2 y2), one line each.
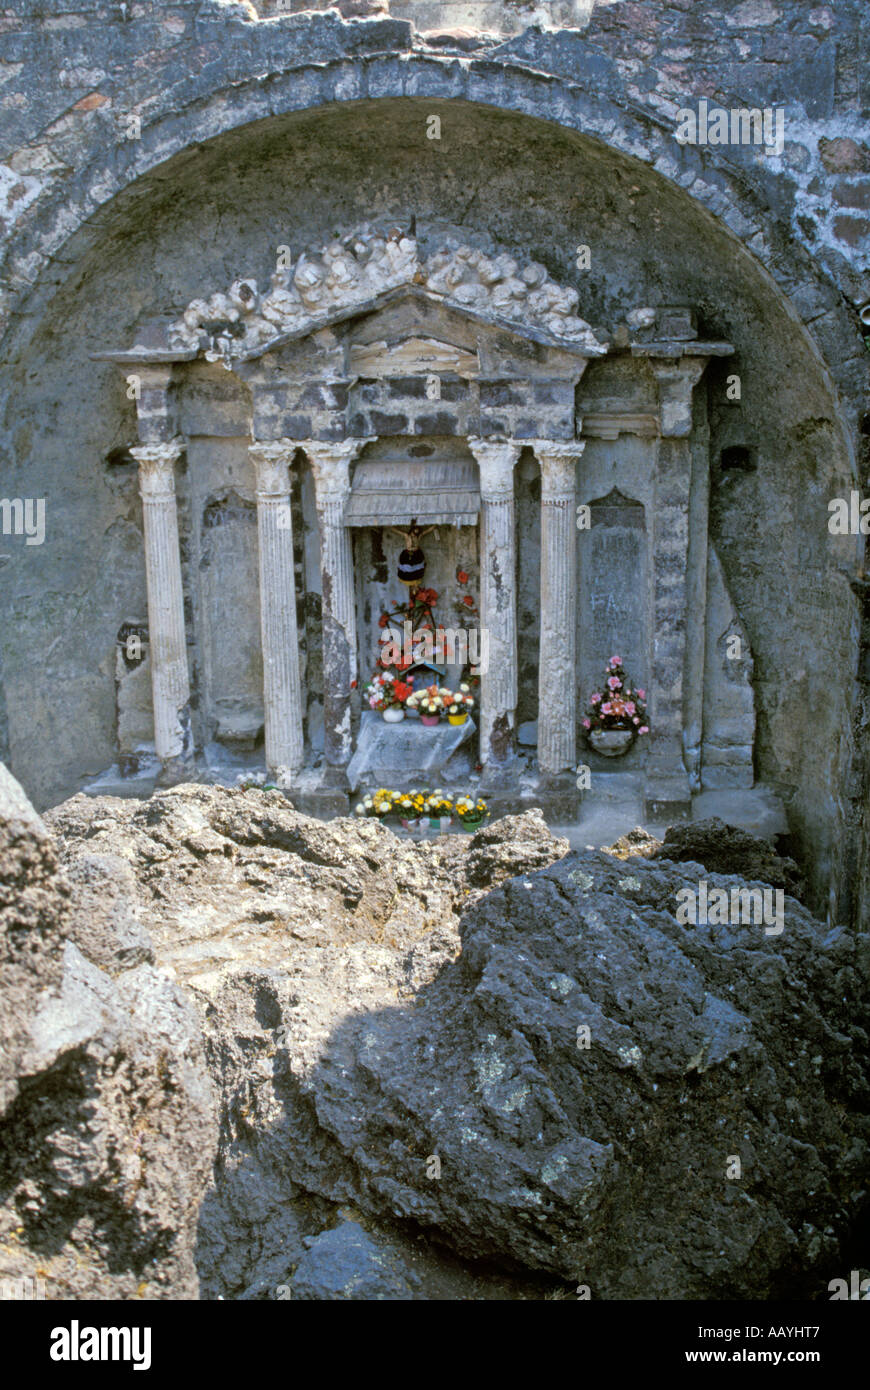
0 9 866 922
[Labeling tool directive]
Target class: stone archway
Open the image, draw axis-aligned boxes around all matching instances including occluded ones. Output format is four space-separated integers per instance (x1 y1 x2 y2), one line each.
0 57 863 919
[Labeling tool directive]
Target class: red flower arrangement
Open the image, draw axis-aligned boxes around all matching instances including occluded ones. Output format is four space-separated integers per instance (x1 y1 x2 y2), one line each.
363 672 415 711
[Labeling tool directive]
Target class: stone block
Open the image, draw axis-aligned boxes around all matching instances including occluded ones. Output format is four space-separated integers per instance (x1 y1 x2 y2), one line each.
644 773 692 822
484 771 580 822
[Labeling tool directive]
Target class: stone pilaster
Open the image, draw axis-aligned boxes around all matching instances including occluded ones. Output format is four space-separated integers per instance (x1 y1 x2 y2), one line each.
130 437 192 771
304 438 373 779
646 357 707 818
683 392 711 791
249 440 305 783
467 439 522 769
533 440 585 775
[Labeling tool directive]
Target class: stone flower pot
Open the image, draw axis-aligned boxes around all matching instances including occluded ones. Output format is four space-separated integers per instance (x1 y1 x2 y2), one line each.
588 727 636 757
382 706 405 723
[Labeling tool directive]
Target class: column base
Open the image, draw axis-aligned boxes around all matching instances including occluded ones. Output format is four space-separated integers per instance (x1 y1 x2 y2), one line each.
319 762 350 790
483 769 581 822
479 753 520 796
155 756 196 789
644 771 692 822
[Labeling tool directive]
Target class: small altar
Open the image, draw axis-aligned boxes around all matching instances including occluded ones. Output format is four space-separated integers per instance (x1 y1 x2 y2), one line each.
347 710 477 792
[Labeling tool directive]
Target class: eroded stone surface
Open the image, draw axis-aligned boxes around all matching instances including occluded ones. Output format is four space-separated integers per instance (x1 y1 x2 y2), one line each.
41 784 869 1300
0 768 217 1300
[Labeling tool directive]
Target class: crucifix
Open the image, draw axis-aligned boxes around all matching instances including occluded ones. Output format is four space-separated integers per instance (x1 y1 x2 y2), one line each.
388 518 436 592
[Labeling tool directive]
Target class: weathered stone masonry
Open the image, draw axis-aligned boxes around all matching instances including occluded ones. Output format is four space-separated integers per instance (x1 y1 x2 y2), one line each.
0 0 866 927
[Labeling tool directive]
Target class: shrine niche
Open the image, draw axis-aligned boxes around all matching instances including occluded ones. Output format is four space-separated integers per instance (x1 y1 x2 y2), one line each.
93 225 754 821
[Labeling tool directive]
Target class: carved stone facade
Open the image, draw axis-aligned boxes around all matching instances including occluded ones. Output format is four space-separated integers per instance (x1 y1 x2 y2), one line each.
96 230 751 820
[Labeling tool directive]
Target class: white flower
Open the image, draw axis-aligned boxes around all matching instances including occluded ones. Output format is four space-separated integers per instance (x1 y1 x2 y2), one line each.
354 804 364 815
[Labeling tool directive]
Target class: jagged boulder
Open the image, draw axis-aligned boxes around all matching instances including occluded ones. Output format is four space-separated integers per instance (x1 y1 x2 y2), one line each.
38 785 869 1299
0 766 217 1300
651 817 806 900
182 838 867 1299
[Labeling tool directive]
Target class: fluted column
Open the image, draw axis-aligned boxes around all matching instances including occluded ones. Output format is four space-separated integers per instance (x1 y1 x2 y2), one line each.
468 440 522 768
533 441 584 775
130 437 192 769
249 440 305 783
304 438 373 778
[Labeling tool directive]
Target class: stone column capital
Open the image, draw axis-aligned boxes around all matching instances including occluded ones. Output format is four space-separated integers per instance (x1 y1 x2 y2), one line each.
467 438 522 498
249 439 297 495
303 438 374 501
131 436 185 499
530 440 585 499
649 357 707 437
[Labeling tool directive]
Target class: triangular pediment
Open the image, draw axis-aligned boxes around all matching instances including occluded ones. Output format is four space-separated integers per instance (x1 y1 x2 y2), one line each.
349 333 480 379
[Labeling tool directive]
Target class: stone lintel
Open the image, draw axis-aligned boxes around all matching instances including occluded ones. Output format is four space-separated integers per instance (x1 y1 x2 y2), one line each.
580 412 659 440
631 341 734 358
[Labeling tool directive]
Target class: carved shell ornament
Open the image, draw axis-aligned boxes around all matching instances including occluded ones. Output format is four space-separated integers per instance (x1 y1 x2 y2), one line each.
168 227 605 365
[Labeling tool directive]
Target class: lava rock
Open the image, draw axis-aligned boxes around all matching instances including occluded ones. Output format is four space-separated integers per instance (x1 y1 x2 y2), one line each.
37 784 869 1300
0 766 217 1300
651 817 807 900
288 1221 418 1300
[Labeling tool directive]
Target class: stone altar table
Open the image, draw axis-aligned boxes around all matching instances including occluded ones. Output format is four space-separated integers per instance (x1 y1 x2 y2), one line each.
346 710 476 791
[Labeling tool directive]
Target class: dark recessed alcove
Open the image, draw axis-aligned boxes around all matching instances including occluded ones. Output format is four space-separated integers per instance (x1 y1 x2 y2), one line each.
719 445 756 472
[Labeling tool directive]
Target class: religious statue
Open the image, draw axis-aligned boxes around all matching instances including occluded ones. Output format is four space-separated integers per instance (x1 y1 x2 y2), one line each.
388 519 435 590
